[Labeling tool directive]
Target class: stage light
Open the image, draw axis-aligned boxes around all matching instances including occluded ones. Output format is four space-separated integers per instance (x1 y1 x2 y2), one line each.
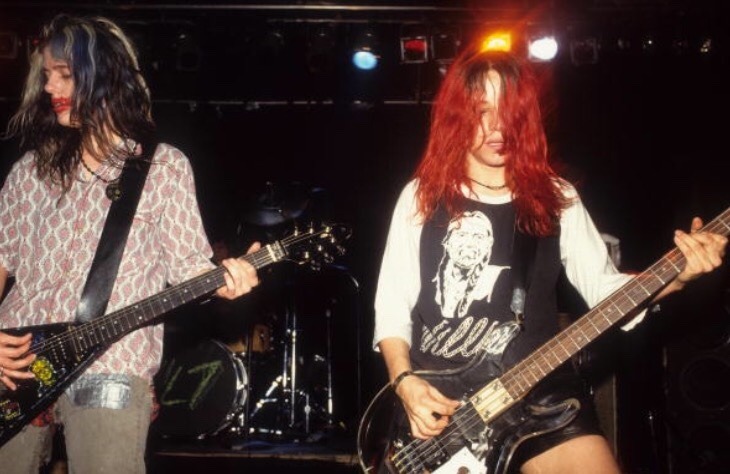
527 35 559 61
0 31 19 59
641 35 657 55
399 24 429 64
401 37 428 63
352 28 379 70
480 32 512 53
699 37 713 55
400 37 429 64
352 50 377 70
431 26 460 63
570 37 599 66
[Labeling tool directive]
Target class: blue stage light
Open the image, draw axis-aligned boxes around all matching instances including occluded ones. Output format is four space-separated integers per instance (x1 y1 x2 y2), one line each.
352 50 378 70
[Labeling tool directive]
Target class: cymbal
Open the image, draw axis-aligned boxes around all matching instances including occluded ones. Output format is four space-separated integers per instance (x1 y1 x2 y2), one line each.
241 181 311 226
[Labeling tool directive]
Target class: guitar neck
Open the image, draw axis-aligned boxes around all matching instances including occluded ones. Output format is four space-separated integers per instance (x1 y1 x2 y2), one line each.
493 207 730 402
71 240 287 349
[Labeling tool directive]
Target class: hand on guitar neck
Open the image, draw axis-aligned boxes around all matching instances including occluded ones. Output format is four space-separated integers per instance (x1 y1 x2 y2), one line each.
215 241 261 300
649 217 727 304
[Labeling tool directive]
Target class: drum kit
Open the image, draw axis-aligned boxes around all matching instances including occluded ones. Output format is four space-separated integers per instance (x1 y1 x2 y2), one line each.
152 182 355 445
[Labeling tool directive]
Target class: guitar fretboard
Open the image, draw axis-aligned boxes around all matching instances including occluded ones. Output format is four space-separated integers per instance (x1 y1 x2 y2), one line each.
498 207 730 401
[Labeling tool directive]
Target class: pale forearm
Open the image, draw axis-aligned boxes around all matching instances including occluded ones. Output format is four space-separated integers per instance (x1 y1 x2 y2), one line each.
378 337 413 384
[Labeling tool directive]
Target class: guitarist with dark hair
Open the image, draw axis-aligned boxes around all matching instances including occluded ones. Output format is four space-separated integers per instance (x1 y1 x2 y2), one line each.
0 14 260 473
368 45 727 473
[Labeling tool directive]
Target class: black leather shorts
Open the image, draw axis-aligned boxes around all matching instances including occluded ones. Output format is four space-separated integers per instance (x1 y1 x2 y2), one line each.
509 367 605 471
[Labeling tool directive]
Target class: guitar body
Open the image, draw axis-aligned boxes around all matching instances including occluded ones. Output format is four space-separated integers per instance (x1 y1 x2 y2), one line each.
0 322 104 445
358 348 580 474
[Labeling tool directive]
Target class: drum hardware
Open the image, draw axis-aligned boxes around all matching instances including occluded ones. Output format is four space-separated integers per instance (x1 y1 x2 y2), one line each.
246 297 334 440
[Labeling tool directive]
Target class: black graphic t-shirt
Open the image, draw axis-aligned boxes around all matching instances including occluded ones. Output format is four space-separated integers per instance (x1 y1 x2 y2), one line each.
410 197 563 372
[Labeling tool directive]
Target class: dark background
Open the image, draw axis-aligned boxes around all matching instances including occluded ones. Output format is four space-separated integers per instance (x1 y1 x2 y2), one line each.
1 1 729 473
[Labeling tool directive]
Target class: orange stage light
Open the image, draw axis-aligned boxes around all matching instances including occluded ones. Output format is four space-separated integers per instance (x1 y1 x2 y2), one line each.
480 32 512 52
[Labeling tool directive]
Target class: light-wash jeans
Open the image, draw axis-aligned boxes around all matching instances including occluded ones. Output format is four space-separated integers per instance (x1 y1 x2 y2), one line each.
0 375 153 474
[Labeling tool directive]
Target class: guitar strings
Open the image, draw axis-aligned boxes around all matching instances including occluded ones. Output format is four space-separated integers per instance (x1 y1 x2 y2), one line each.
392 212 730 473
392 392 503 473
23 230 329 359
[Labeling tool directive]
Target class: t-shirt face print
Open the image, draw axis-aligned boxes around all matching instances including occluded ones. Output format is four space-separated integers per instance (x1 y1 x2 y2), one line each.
414 203 519 367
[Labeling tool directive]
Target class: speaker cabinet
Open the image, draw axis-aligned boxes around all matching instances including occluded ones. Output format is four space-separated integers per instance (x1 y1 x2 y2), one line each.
662 287 730 474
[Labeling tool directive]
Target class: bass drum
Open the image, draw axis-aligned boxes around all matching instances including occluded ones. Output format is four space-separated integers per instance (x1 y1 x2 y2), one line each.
153 339 248 438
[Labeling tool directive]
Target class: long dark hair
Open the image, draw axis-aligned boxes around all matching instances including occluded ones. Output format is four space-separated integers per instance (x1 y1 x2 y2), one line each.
414 46 568 236
6 14 155 191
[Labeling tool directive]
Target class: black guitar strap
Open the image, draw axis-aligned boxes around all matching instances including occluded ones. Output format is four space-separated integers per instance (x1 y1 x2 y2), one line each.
510 224 538 328
75 141 155 323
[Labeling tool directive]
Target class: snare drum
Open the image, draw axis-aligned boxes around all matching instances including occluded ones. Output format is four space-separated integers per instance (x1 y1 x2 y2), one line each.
154 339 248 438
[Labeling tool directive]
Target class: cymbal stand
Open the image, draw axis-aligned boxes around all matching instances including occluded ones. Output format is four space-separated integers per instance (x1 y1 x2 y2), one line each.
325 306 334 425
287 301 298 428
249 296 316 437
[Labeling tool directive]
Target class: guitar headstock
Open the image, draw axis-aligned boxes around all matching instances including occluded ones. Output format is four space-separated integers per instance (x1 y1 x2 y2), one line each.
281 223 351 270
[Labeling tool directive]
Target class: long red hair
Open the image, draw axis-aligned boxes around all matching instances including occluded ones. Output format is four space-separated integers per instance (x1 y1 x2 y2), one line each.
414 47 568 236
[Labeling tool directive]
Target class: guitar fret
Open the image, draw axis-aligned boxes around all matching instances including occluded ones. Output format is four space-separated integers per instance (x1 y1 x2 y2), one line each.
585 315 602 335
98 323 110 343
665 253 682 272
647 266 667 286
83 326 96 346
572 324 590 346
554 339 572 359
605 302 621 324
547 348 562 366
632 276 652 296
583 319 599 338
536 352 554 373
68 329 80 357
528 360 547 379
77 332 88 352
95 324 107 344
621 290 637 307
566 327 583 350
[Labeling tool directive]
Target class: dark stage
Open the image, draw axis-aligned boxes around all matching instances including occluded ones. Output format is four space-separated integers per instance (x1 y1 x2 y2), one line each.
2 1 730 473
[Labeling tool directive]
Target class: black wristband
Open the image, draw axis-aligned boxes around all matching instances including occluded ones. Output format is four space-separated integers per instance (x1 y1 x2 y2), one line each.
391 370 414 391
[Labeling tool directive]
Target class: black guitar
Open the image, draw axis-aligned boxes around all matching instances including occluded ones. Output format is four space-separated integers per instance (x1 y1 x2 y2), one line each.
358 208 730 474
0 223 350 448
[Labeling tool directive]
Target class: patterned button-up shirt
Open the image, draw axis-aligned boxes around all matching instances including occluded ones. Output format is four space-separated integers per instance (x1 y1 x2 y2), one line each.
0 143 214 381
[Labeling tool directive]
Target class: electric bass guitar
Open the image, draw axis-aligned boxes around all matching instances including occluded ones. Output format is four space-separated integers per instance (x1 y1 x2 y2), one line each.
358 208 730 474
0 223 350 448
